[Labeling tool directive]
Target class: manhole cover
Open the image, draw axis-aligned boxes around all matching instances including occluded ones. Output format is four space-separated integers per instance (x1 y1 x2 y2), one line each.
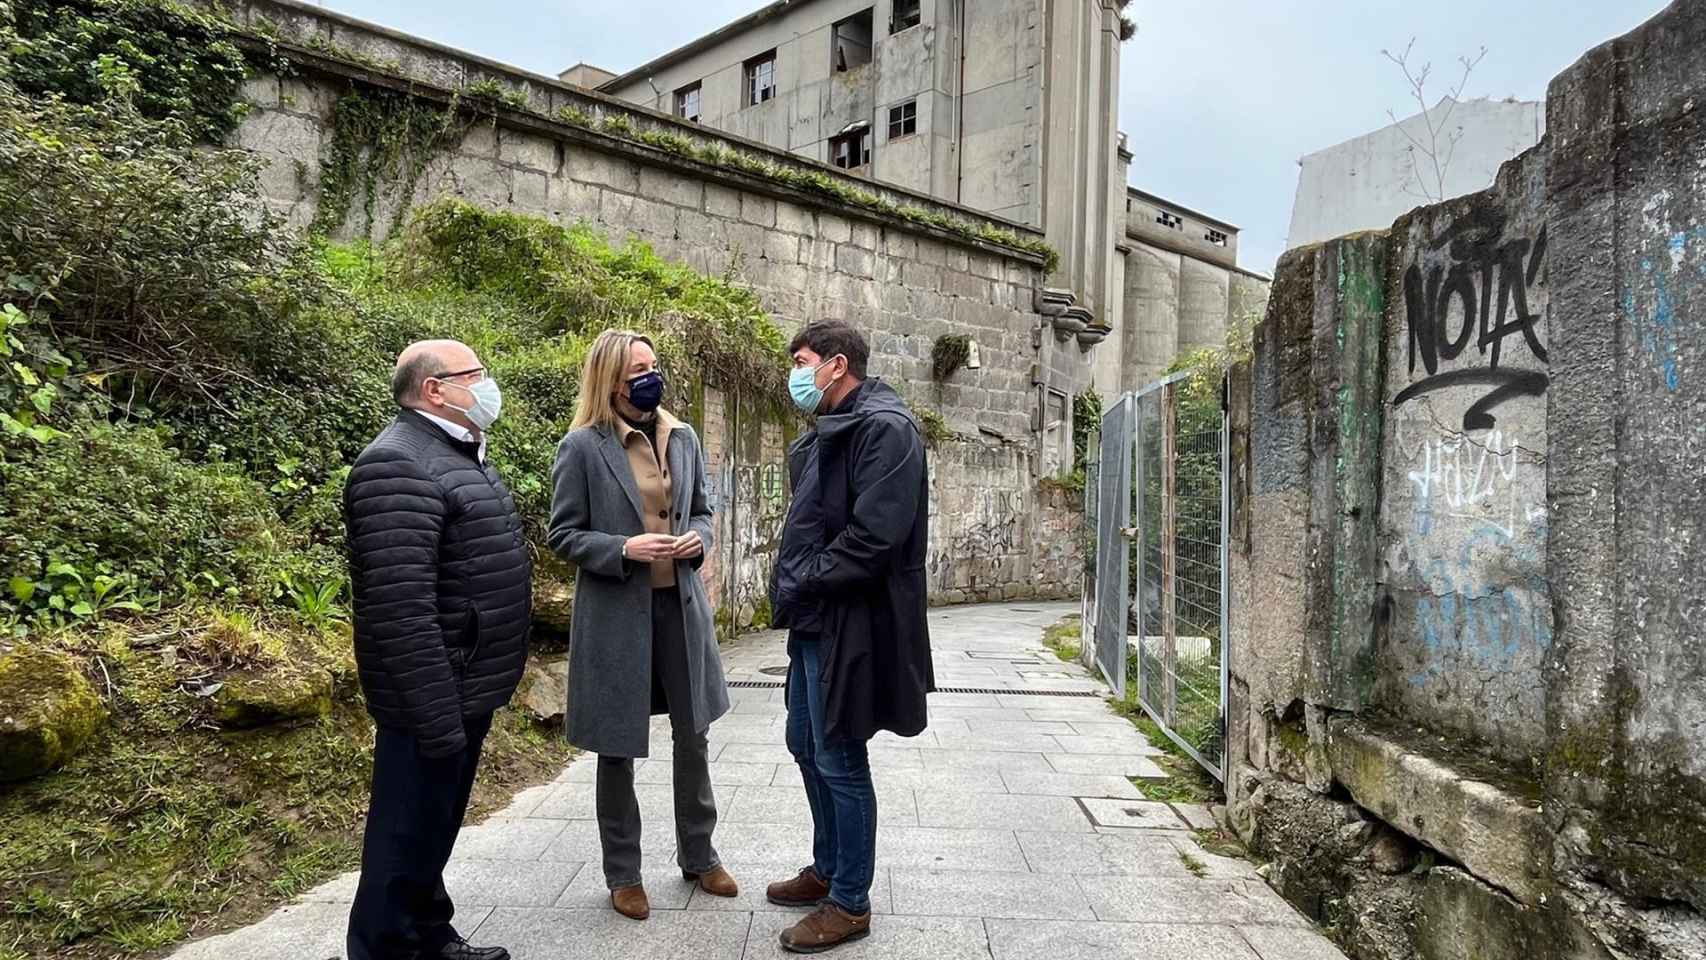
758 664 789 677
1010 607 1042 613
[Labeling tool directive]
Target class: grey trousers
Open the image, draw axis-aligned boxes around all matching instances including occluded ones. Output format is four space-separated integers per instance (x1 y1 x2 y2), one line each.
596 588 721 889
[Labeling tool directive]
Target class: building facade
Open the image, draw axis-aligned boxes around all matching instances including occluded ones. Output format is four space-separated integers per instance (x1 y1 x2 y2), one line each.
1286 96 1544 250
584 0 1265 415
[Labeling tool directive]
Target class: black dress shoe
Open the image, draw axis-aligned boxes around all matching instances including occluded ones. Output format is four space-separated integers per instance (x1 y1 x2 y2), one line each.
429 936 510 960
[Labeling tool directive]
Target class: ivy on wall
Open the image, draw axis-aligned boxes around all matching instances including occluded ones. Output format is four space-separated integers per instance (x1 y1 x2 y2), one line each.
312 87 472 238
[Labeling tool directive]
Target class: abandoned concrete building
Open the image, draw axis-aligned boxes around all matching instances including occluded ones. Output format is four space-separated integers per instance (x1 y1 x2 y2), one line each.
581 0 1269 398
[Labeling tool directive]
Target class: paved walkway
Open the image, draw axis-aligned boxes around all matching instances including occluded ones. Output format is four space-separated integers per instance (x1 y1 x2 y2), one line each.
174 602 1345 960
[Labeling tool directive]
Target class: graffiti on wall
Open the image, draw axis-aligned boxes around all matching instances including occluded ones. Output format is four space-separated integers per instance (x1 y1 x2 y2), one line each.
1622 226 1703 393
1382 203 1554 746
1396 212 1548 430
1395 420 1544 541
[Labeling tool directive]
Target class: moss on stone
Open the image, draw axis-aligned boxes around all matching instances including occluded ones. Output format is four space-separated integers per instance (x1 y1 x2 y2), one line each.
0 644 107 782
212 668 333 729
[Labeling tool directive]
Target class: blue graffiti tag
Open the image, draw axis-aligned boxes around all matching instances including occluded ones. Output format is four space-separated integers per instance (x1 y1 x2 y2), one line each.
1624 228 1704 392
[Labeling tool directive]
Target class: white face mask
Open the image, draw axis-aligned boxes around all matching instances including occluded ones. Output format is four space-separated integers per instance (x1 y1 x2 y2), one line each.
437 376 503 430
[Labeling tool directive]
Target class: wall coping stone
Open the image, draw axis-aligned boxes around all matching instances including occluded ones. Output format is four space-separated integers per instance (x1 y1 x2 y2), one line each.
1325 715 1552 907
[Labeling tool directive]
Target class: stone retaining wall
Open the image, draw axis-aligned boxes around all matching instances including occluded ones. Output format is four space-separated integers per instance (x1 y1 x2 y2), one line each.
207 0 1090 609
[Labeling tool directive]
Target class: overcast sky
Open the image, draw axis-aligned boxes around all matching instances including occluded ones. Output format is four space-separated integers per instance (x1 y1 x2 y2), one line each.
318 0 1661 274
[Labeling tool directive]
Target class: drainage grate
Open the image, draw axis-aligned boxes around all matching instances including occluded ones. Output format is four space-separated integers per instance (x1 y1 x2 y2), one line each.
933 686 1104 698
729 679 784 689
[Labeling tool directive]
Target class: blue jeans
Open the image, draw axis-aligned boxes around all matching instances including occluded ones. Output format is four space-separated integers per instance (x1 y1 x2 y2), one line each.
785 634 877 915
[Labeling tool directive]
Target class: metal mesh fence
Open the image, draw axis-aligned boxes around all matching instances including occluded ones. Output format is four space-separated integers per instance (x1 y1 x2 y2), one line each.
1092 397 1133 699
1125 377 1227 781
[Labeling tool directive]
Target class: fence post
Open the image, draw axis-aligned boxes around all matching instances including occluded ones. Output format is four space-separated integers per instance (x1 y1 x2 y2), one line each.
1134 398 1146 710
1161 382 1178 728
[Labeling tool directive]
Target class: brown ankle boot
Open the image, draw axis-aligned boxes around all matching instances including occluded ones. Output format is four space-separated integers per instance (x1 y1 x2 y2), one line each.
610 884 650 920
766 866 831 907
683 864 739 897
779 902 871 953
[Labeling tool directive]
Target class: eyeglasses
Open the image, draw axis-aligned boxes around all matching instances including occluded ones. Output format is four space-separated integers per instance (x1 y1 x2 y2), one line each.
429 366 486 381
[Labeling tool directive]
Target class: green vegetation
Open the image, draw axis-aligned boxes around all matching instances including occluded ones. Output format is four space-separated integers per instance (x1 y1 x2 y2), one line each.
911 403 956 447
1042 615 1083 664
0 3 797 954
930 333 972 382
1109 697 1221 805
1178 848 1208 878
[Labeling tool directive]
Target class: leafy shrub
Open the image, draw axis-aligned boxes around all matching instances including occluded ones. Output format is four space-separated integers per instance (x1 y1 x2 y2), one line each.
0 423 291 629
4 0 263 141
0 81 322 418
394 199 790 413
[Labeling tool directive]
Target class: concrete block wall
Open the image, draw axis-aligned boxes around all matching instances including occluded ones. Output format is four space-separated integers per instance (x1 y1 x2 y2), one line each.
1224 4 1706 958
212 0 1086 610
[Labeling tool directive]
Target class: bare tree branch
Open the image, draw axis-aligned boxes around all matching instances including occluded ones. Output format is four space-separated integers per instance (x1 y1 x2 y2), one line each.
1382 38 1487 203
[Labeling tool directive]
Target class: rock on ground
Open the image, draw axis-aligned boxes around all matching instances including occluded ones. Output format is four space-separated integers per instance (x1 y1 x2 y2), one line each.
0 643 107 781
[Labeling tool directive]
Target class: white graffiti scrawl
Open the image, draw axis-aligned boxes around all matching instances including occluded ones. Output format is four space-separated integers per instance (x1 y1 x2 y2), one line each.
1399 423 1546 540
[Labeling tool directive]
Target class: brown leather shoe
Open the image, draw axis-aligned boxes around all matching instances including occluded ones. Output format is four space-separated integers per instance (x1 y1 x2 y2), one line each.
779 902 871 953
766 866 831 907
610 884 650 921
683 864 739 897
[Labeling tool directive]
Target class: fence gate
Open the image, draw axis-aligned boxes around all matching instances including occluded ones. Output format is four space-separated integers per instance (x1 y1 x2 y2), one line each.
1090 372 1229 782
1091 395 1134 699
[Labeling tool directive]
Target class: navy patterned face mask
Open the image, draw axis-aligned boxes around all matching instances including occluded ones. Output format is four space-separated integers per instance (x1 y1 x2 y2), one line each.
627 370 665 412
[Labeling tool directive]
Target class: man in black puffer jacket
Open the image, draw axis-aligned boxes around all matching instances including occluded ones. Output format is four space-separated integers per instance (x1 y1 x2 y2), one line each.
344 339 530 960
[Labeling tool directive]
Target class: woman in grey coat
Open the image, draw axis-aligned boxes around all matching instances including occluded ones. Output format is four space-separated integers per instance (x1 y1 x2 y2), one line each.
546 330 736 920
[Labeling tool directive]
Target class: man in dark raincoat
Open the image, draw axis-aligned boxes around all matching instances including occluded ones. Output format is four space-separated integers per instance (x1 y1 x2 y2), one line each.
764 320 933 953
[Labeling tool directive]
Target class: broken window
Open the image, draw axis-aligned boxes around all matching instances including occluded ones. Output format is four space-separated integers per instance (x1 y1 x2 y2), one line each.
833 10 874 72
831 126 871 169
890 0 920 34
674 82 701 122
887 99 917 139
1157 211 1183 230
1206 229 1228 246
746 50 777 106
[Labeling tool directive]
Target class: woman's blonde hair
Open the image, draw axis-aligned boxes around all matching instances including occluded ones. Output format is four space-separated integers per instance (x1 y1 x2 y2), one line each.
571 329 655 430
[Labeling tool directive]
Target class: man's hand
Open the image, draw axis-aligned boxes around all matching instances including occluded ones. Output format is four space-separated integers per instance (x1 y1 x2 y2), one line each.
623 533 680 562
671 531 704 559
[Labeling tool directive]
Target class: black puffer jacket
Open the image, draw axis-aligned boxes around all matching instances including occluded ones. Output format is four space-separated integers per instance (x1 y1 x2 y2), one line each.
344 410 532 757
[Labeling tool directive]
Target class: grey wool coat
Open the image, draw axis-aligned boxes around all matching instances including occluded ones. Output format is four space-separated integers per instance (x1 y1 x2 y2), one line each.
546 419 730 758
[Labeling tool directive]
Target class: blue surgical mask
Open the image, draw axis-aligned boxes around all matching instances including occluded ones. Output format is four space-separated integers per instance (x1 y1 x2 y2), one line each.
440 376 502 430
627 371 665 413
789 363 828 415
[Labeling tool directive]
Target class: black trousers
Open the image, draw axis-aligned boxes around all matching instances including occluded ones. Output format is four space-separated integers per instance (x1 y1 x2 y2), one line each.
347 710 493 960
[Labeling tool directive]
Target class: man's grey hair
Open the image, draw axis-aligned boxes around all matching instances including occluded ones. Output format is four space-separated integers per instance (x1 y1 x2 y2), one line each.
391 351 439 404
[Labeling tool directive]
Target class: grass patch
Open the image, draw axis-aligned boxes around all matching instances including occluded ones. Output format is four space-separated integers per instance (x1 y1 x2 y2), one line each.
1108 696 1221 805
0 617 565 959
1178 849 1208 878
1042 615 1083 664
1192 826 1249 861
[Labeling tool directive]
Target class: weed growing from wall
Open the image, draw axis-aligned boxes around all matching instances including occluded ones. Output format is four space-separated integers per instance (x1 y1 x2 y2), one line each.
930 334 971 382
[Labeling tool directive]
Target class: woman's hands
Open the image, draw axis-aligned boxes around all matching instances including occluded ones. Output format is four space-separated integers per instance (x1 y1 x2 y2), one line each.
623 533 678 562
624 532 704 562
671 531 703 560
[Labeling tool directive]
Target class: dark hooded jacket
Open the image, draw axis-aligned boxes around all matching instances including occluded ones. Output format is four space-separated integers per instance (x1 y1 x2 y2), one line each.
771 378 933 741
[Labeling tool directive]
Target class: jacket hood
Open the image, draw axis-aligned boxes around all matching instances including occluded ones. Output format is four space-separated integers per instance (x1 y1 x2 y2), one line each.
816 378 917 442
